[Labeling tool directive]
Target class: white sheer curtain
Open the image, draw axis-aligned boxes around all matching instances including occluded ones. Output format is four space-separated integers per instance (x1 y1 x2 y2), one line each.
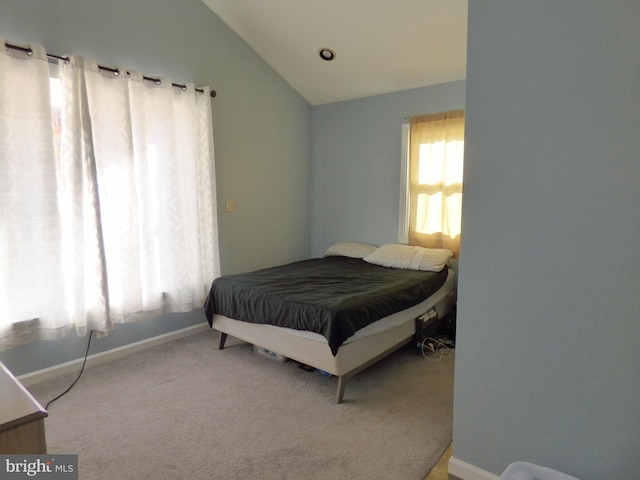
0 40 73 343
0 39 219 348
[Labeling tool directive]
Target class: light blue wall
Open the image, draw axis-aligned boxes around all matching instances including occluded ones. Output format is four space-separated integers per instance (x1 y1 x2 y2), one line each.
0 0 310 375
454 1 640 479
310 81 466 257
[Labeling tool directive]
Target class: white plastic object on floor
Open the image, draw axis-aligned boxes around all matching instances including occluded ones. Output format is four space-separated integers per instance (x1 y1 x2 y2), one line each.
500 462 579 480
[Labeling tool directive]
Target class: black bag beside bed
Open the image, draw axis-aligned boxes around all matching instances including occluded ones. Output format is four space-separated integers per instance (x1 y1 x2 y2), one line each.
204 256 448 356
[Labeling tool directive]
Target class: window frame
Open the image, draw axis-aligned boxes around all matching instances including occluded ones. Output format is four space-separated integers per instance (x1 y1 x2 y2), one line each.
398 122 410 244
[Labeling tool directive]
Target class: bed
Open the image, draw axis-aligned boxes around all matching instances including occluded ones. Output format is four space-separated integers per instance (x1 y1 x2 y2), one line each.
204 243 456 403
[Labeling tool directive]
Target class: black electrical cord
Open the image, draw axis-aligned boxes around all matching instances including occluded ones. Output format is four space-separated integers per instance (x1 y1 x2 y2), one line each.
45 330 95 410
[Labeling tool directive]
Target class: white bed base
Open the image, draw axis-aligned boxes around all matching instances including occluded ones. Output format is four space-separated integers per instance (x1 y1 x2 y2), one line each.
211 268 455 403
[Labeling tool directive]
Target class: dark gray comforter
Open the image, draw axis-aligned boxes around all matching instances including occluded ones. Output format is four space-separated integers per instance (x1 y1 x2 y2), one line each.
204 256 448 355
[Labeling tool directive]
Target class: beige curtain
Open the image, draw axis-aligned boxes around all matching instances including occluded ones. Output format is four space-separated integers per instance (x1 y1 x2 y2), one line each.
408 110 465 256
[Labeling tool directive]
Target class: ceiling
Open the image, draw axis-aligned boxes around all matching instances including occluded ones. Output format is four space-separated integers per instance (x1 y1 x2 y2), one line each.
201 0 468 106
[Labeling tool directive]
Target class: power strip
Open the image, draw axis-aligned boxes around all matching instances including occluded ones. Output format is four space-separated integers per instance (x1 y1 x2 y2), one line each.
414 309 439 348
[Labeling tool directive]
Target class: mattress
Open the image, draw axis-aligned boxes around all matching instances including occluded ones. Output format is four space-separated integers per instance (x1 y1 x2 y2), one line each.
204 256 449 355
270 266 455 345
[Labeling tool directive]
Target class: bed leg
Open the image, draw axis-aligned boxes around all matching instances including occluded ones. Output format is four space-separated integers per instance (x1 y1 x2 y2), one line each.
218 332 228 350
336 376 347 404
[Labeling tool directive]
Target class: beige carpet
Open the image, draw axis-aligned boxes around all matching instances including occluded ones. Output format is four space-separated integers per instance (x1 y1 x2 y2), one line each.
28 329 454 480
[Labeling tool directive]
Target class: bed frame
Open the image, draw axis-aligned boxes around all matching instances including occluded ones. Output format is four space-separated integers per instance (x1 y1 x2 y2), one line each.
210 268 456 403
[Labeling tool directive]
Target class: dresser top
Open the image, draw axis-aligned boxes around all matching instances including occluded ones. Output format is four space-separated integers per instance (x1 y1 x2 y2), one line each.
0 361 47 432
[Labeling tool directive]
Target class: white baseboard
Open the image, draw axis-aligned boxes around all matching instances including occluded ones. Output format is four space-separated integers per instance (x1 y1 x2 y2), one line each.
18 323 211 386
449 456 500 480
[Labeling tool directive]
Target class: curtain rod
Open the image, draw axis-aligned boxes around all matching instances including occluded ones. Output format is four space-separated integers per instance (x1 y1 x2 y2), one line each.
4 41 217 98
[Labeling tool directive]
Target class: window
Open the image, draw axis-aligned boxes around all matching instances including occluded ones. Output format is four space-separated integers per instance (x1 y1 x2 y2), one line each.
399 111 465 256
0 41 220 348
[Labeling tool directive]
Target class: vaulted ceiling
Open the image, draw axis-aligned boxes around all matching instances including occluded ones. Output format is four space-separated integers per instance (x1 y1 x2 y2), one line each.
201 0 468 105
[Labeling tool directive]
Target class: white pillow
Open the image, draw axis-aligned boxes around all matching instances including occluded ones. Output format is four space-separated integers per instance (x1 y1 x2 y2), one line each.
363 244 453 272
324 242 377 259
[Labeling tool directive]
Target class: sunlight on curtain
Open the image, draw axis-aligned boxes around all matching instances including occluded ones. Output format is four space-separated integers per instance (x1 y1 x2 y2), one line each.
0 40 71 343
0 38 219 348
409 110 464 256
81 60 219 323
